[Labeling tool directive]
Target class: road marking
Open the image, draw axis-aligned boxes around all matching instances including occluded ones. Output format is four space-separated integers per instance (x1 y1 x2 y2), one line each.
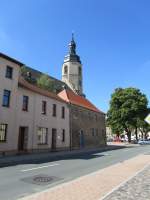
21 163 59 172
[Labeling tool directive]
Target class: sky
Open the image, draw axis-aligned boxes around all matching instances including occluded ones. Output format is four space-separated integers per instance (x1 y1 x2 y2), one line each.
0 0 150 112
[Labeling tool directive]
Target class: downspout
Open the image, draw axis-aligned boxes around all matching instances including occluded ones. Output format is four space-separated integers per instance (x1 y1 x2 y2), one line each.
69 103 72 151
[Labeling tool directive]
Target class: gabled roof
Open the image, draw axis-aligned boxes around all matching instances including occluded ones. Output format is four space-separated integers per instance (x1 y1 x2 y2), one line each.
58 89 104 114
0 52 24 66
18 77 65 103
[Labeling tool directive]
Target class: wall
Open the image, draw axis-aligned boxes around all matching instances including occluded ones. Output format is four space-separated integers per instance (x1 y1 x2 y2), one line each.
0 57 70 154
62 61 83 95
70 104 106 149
16 87 70 152
0 57 20 153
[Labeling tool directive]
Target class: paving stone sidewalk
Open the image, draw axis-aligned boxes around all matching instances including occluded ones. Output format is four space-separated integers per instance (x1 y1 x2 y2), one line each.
20 154 150 200
103 165 150 200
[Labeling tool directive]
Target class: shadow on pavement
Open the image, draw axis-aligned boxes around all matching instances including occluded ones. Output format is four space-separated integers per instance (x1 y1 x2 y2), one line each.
0 145 131 168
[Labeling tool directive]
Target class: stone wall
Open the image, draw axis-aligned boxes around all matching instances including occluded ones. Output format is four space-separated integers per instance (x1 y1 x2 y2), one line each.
70 104 106 149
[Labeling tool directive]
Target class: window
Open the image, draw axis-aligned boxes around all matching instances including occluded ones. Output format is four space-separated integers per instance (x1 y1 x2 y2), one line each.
5 66 13 79
22 96 29 111
52 104 57 117
95 128 98 136
78 66 81 75
102 129 105 136
95 114 97 121
0 124 7 142
2 90 11 107
79 80 82 87
62 129 65 142
42 101 47 115
91 128 95 136
37 127 48 144
62 106 65 119
64 65 68 74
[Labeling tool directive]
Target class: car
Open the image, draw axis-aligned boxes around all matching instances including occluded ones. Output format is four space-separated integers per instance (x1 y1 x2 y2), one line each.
138 139 150 145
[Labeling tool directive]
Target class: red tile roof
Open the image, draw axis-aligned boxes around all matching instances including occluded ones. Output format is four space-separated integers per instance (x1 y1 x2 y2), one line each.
58 89 104 114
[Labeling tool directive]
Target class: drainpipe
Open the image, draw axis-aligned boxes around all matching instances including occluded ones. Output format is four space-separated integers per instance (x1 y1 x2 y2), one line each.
69 103 72 151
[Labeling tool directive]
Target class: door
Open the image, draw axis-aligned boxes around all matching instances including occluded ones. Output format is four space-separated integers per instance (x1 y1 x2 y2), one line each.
18 127 27 151
51 128 57 151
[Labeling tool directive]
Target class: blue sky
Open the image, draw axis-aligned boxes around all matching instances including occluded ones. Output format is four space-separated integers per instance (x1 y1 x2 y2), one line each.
0 0 150 112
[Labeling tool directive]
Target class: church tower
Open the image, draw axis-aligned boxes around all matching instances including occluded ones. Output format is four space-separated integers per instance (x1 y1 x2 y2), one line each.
62 34 83 96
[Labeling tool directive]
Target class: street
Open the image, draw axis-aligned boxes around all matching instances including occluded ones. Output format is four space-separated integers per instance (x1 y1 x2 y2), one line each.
0 145 150 200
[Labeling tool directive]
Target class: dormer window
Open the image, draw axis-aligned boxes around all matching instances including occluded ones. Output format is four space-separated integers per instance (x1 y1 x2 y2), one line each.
6 66 13 79
64 65 68 74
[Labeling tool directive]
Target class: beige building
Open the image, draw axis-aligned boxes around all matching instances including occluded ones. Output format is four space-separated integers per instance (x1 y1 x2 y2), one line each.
0 36 106 155
0 53 70 155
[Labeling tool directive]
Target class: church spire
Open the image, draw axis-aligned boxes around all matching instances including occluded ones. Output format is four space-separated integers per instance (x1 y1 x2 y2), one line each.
69 33 76 55
62 35 83 96
64 34 81 63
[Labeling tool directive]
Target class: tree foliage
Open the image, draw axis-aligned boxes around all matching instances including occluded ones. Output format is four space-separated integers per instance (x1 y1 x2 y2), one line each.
107 87 149 142
37 74 54 92
20 65 37 84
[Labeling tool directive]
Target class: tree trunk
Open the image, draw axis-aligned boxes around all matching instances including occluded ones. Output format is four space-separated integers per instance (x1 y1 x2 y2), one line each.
141 132 144 139
135 128 138 141
144 132 148 140
127 131 131 143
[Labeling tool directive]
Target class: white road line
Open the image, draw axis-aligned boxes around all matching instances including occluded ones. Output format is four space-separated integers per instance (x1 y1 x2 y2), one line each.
21 163 59 172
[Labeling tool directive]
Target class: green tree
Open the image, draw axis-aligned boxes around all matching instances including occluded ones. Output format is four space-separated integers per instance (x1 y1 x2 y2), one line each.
37 74 54 91
107 88 148 142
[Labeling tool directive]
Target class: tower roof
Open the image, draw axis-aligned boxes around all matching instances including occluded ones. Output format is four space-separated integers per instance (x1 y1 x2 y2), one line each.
64 34 81 63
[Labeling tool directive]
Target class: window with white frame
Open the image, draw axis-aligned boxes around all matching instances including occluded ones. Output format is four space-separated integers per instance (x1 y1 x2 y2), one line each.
37 127 48 144
0 124 7 142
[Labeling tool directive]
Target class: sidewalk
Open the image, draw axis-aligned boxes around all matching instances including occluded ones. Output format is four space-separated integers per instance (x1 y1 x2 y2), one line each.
19 154 150 200
0 144 127 167
103 164 150 200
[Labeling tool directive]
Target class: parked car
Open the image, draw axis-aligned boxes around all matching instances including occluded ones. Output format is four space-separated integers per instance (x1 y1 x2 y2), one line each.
138 139 150 145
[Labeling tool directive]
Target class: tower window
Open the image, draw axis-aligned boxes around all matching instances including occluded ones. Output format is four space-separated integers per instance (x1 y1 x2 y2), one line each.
79 80 82 86
78 66 81 75
64 65 68 74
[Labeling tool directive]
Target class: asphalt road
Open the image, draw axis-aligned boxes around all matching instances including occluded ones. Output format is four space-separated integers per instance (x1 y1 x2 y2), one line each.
0 145 150 200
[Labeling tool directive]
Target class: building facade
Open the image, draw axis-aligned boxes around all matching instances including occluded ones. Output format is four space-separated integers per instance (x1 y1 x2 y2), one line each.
58 89 106 149
0 54 70 155
61 36 106 149
0 36 106 155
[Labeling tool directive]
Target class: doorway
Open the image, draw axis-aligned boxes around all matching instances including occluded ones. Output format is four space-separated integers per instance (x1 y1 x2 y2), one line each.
18 127 28 152
51 128 57 151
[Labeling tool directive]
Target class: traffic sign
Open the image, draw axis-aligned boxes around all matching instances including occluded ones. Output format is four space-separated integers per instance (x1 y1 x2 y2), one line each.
145 114 150 125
